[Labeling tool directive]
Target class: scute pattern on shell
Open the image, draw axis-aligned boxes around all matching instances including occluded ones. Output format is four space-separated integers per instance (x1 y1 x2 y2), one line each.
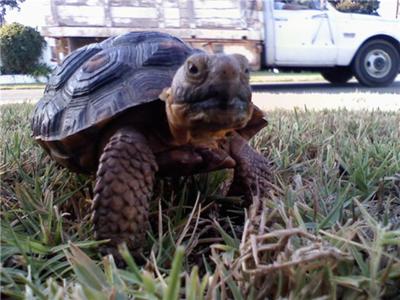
32 31 195 142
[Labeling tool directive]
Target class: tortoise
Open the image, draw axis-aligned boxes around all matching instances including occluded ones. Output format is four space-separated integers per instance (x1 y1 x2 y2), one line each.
31 31 271 260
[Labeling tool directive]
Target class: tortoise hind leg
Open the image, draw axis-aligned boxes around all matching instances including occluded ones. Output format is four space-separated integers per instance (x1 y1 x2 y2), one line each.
92 128 158 263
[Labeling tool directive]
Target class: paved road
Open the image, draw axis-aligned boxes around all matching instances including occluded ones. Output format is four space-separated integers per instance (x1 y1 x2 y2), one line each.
252 79 400 94
1 77 399 111
251 77 400 111
0 89 44 104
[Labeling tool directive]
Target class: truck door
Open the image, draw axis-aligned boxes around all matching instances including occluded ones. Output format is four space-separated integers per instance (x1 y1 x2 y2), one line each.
272 0 337 65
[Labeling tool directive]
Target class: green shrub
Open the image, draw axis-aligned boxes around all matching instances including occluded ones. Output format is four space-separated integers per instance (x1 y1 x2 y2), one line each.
328 0 380 15
30 62 52 79
0 22 47 75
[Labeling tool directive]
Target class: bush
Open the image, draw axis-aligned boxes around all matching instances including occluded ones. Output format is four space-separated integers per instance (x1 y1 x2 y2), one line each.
328 0 380 15
30 62 52 79
0 22 47 75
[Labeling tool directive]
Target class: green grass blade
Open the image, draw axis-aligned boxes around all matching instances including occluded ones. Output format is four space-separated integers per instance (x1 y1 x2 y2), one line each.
162 246 184 300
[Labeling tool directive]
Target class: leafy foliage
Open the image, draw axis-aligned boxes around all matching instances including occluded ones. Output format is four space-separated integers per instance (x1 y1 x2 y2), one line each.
328 0 380 15
0 23 47 75
0 0 25 25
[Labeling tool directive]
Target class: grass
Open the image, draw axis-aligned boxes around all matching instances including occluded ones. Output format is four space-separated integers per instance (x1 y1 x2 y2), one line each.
1 104 400 299
250 71 324 84
0 84 46 90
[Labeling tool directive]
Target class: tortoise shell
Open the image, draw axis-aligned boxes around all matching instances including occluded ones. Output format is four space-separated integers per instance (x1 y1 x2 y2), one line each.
32 32 195 172
32 31 266 174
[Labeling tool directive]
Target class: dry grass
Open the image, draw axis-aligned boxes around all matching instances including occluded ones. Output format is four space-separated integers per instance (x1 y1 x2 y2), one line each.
250 71 324 83
0 84 46 90
1 104 399 299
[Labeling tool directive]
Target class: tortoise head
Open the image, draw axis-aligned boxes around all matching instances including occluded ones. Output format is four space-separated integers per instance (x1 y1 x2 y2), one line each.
161 52 254 145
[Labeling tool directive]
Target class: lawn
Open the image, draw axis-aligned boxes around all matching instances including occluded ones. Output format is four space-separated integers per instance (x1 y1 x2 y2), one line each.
0 84 46 90
250 71 324 84
1 104 399 299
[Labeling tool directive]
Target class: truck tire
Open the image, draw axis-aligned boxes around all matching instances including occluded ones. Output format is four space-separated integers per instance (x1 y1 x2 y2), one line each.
352 39 400 87
321 67 353 85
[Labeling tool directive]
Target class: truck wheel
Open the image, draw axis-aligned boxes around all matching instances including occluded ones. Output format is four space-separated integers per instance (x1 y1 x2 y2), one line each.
353 39 400 87
321 67 353 85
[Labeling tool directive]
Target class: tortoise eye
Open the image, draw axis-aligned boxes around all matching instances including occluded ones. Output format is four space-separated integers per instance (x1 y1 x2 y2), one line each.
231 54 250 77
185 54 208 81
188 62 199 74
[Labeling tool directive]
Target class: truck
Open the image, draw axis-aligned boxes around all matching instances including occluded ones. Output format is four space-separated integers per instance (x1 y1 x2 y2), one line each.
42 0 400 87
263 0 400 87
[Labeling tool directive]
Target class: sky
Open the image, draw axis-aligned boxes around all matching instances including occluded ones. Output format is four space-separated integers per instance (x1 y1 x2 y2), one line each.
6 0 49 28
5 0 400 28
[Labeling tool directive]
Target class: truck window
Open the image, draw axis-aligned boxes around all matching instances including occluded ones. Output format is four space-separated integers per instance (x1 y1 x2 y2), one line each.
274 0 321 10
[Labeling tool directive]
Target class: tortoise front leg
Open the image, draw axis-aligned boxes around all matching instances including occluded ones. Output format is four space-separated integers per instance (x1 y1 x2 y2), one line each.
92 128 158 263
226 133 272 205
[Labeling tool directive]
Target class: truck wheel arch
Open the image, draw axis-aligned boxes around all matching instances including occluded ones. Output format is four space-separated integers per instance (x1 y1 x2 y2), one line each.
351 35 400 65
351 35 400 87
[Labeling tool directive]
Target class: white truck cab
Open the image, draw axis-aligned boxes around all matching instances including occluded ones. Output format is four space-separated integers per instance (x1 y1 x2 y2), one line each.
263 0 400 86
